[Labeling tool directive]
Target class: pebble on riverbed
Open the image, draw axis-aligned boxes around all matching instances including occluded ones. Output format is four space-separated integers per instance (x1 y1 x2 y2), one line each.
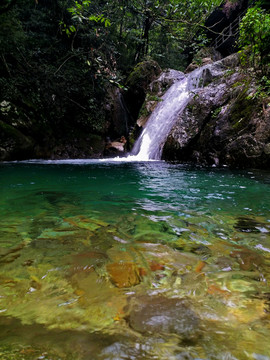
106 262 141 288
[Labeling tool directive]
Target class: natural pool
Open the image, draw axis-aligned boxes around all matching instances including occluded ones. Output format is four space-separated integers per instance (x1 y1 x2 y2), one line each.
0 160 270 360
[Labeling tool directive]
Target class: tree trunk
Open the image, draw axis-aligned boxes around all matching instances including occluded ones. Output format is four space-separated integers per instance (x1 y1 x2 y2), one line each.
135 12 153 62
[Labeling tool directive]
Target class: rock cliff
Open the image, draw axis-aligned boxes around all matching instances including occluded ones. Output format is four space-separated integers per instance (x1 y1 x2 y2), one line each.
137 54 270 168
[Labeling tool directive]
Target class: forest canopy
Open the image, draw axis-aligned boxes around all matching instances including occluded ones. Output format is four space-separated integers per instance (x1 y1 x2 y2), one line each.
0 0 221 133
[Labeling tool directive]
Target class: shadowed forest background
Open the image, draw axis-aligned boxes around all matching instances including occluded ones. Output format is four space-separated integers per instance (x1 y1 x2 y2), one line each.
0 0 270 161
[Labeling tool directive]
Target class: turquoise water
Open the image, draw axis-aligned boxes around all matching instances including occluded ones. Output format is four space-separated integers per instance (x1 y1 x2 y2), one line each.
0 160 270 360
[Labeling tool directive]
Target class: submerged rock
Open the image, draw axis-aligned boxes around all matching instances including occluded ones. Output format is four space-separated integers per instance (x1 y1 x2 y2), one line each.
107 262 141 288
127 295 200 341
230 249 264 271
234 216 269 234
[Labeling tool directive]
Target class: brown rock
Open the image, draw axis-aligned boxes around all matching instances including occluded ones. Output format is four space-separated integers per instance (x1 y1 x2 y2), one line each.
127 295 200 341
185 62 199 73
106 141 125 152
106 262 141 288
202 57 213 65
230 250 264 271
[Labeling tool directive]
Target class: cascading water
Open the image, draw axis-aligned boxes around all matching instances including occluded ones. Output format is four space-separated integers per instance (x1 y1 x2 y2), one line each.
130 65 213 161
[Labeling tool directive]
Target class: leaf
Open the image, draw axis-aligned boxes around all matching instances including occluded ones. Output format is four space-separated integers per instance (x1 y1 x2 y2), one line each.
105 19 111 27
70 25 76 33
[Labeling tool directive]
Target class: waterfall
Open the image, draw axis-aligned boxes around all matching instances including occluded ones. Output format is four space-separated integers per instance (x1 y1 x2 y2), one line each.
130 65 211 161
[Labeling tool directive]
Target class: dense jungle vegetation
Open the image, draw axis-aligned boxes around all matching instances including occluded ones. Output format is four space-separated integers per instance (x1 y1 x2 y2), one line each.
0 0 269 159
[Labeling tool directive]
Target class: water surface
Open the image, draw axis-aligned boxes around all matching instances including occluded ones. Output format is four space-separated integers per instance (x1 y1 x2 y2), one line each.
1 161 270 360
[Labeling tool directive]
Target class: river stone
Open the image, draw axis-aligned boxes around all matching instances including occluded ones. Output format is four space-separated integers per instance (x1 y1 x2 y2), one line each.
202 57 213 65
230 249 264 271
234 216 264 233
264 143 270 155
127 296 200 341
107 262 141 288
185 62 199 73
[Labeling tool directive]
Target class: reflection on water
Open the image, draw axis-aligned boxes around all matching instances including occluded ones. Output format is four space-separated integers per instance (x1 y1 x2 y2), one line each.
0 161 270 359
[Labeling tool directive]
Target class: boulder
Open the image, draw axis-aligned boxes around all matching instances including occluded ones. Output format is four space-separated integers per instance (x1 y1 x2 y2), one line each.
202 57 213 65
104 136 127 156
185 62 199 73
107 262 141 288
150 69 185 95
126 295 200 341
124 60 162 125
162 54 270 168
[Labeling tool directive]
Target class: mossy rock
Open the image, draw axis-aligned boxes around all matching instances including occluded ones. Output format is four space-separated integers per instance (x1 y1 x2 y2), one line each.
229 84 258 132
0 120 35 160
193 47 222 65
137 94 162 125
126 59 162 91
124 59 162 129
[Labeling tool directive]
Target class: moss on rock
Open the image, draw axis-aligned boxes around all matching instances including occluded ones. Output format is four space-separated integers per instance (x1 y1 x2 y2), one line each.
229 82 258 132
126 59 162 91
0 120 35 160
124 59 162 126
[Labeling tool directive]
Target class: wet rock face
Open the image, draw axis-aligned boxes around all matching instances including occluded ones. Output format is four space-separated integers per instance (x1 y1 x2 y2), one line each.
127 296 200 341
150 69 185 96
159 53 270 169
124 60 162 125
162 76 231 163
135 69 185 130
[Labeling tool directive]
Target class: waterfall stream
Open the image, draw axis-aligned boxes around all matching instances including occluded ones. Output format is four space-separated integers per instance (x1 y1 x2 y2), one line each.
130 65 211 161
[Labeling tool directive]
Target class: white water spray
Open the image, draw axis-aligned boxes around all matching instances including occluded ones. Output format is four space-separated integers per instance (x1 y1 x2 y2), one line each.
129 65 212 161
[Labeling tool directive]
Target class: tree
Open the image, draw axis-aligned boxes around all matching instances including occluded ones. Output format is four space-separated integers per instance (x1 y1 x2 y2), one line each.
238 6 270 74
0 0 225 160
62 0 223 71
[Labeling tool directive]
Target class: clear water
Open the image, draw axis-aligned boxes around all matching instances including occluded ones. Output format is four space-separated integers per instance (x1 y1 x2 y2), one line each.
1 160 270 360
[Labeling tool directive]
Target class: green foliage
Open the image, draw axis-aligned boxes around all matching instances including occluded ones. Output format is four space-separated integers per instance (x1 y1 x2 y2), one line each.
0 0 224 158
0 0 111 143
63 0 111 36
60 0 222 71
0 7 25 53
211 107 222 119
238 6 270 105
238 6 270 74
246 75 270 101
228 80 260 132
